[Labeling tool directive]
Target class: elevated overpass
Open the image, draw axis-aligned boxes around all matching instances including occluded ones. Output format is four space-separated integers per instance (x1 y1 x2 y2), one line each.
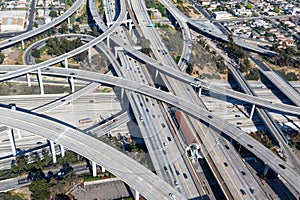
1 62 300 116
0 107 187 200
3 66 299 194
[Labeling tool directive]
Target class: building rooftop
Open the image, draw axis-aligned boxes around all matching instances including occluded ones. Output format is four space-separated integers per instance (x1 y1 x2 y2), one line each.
2 17 24 26
0 10 26 21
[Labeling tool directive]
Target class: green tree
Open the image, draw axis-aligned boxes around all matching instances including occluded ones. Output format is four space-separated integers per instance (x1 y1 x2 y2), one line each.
32 48 40 58
92 26 99 36
273 7 280 13
60 22 69 34
34 22 38 28
29 179 50 200
138 37 151 55
186 63 193 74
72 24 80 33
49 10 57 18
0 52 4 64
246 4 254 9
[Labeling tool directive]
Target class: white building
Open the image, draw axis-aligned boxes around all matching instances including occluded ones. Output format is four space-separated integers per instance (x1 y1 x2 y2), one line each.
212 11 233 20
1 17 25 31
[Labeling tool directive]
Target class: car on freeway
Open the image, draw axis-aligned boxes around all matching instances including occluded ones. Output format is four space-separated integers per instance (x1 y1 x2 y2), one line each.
139 116 143 122
169 193 176 199
167 136 171 142
174 181 179 187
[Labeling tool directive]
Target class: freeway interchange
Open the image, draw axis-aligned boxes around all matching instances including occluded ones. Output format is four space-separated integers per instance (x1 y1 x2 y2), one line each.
0 0 300 199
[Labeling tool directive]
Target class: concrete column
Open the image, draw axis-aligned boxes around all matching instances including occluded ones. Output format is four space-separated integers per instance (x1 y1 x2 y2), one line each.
64 58 68 68
121 88 124 103
107 35 110 48
249 104 256 119
135 190 139 200
67 17 70 25
101 166 105 172
37 68 44 95
238 144 241 154
60 145 65 157
26 73 31 87
263 165 269 176
115 47 118 58
154 69 158 83
92 161 97 177
76 10 79 15
50 140 57 163
21 40 25 49
7 129 16 156
70 76 75 93
129 22 132 32
88 47 92 63
198 87 202 97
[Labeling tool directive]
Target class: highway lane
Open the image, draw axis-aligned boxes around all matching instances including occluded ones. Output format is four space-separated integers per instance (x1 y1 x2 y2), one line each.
0 0 84 49
250 55 300 107
158 0 192 71
138 4 253 199
86 111 131 137
28 66 300 193
132 1 230 198
0 107 187 200
205 38 300 171
121 2 200 197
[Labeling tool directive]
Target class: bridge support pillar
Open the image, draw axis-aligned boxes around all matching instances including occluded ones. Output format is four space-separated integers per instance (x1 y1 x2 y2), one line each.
76 10 79 15
135 190 139 200
65 58 68 68
37 68 44 95
101 166 105 172
7 128 16 156
198 87 202 97
88 47 92 64
60 145 65 157
154 69 158 83
21 40 25 49
50 140 57 163
121 88 124 103
263 165 269 176
249 104 256 119
67 17 70 25
114 47 123 59
92 161 97 177
107 35 110 48
70 76 75 93
26 73 31 87
128 21 132 33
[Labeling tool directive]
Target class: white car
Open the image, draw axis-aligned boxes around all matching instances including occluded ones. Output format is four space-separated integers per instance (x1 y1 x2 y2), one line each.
139 116 144 122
